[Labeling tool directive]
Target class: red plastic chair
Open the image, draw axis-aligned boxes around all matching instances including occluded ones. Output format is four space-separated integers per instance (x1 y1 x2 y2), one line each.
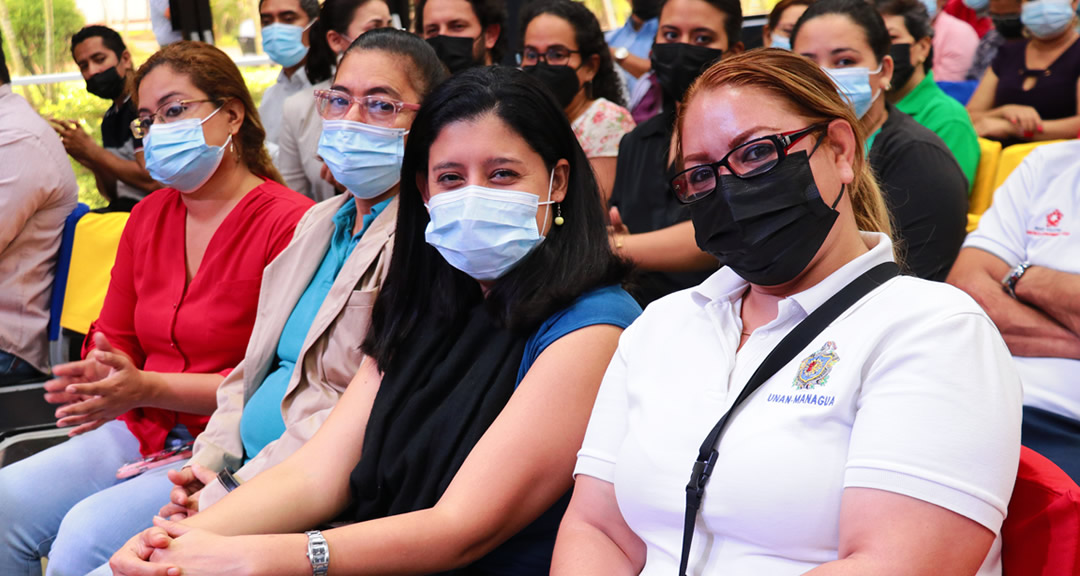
1001 447 1080 575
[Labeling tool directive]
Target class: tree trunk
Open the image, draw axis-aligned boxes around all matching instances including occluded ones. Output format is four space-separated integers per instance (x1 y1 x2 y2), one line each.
43 0 54 99
0 0 23 77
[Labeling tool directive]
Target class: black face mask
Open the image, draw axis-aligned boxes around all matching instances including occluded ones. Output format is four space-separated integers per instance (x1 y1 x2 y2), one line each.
650 42 724 102
631 0 661 21
688 148 843 286
427 35 482 74
522 62 581 109
888 43 917 92
86 66 126 101
992 14 1025 39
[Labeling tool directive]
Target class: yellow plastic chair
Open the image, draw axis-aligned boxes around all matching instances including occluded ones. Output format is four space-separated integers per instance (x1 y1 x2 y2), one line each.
59 211 130 336
993 140 1068 191
969 138 1002 217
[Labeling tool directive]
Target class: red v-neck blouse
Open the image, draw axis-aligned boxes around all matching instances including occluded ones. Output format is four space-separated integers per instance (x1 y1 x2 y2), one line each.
85 180 314 456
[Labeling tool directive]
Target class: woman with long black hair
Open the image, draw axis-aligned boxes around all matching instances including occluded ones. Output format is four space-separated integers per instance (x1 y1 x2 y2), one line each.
111 66 640 576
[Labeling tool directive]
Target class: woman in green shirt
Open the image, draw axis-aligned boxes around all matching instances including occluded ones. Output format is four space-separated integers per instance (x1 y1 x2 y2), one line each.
877 0 980 193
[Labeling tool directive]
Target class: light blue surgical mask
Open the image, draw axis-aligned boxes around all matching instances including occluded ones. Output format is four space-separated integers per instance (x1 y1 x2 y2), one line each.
824 64 883 119
262 21 314 68
770 36 792 50
144 106 231 193
424 173 555 281
318 120 407 199
1021 0 1076 38
920 0 939 18
963 0 989 11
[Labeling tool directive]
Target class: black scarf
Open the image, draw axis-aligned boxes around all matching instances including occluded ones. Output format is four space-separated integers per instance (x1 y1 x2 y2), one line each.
346 303 530 572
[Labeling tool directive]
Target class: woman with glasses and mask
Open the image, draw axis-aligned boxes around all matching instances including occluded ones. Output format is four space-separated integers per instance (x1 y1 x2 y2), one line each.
276 0 392 202
966 0 1080 144
877 0 980 192
607 0 744 307
793 0 968 281
0 41 313 576
78 29 445 576
521 0 636 200
418 0 507 73
110 65 640 576
553 48 1021 576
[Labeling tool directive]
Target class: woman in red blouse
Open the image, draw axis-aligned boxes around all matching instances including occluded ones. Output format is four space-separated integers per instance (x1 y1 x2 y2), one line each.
0 41 313 576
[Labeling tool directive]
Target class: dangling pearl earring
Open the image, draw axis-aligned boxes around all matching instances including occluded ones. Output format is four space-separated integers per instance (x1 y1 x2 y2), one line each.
554 202 565 226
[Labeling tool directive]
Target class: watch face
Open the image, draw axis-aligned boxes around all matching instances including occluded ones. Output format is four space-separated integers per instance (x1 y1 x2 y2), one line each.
615 47 629 60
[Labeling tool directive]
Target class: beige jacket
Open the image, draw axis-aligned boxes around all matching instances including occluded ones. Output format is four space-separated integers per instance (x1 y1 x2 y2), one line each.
192 194 396 509
0 85 79 371
277 79 336 203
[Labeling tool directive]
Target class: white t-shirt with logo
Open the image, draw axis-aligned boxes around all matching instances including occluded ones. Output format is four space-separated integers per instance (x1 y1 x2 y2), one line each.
963 140 1080 422
575 233 1022 575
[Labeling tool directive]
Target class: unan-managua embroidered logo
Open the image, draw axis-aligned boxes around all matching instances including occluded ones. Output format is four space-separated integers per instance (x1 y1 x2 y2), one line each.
793 341 840 390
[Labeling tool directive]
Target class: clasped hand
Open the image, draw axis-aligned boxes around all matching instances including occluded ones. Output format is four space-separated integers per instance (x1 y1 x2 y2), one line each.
110 517 259 576
44 333 149 436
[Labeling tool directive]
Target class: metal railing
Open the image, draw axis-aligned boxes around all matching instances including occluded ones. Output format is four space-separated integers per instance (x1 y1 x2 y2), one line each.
10 54 273 86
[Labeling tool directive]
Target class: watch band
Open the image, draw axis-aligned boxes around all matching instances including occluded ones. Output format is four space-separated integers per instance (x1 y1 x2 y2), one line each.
1001 262 1030 299
306 530 330 576
217 467 241 493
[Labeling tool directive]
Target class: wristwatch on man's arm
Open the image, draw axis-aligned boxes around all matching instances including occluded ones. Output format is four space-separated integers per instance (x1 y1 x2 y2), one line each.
1001 262 1030 299
614 47 630 62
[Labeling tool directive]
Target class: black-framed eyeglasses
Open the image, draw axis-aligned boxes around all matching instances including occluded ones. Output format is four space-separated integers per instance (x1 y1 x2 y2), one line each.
517 46 580 66
670 123 829 204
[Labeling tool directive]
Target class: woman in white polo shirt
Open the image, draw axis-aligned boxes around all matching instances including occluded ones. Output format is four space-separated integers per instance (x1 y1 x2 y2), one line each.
552 48 1023 576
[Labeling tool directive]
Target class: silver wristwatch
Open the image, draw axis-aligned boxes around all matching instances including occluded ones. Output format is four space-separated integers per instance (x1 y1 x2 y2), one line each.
305 530 330 576
1001 262 1030 299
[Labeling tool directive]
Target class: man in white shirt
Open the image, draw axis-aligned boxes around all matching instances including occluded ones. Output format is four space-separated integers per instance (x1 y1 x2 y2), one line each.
948 139 1080 482
258 0 319 159
0 38 79 384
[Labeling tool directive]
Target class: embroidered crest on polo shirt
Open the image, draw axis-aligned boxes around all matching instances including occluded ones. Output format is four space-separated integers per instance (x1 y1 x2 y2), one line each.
793 341 839 390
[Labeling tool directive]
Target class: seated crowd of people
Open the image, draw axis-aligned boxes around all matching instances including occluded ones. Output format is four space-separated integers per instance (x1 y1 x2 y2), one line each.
0 0 1077 572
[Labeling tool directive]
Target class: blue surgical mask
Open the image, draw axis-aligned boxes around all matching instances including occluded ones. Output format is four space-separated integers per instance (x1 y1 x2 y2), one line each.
262 21 314 68
770 36 792 50
1021 0 1076 38
920 0 939 18
144 106 231 193
317 120 407 200
963 0 989 11
424 173 555 281
824 64 883 119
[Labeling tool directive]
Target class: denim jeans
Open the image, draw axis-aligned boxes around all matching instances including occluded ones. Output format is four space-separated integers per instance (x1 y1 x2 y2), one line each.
0 420 191 576
0 348 44 386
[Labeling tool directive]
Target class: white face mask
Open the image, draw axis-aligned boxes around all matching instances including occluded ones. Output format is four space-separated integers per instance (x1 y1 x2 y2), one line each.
424 171 556 281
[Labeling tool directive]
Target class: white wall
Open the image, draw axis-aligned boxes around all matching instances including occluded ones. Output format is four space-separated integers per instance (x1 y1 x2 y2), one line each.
74 0 150 26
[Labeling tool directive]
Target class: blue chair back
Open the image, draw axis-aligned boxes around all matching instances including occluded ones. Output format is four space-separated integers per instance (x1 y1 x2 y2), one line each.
937 80 979 105
48 203 89 345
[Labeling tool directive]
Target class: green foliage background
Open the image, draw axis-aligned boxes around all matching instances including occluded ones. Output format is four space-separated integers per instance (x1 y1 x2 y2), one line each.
6 0 85 75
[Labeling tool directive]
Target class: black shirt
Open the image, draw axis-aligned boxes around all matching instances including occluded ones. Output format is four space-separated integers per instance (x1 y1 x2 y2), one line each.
610 107 716 306
100 97 148 206
869 103 969 282
100 97 141 150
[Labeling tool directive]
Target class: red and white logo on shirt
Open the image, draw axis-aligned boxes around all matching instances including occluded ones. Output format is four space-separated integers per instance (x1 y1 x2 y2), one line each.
1028 208 1070 237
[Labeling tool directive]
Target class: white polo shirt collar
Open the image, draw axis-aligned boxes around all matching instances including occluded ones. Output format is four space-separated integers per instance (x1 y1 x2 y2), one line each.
690 232 896 324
